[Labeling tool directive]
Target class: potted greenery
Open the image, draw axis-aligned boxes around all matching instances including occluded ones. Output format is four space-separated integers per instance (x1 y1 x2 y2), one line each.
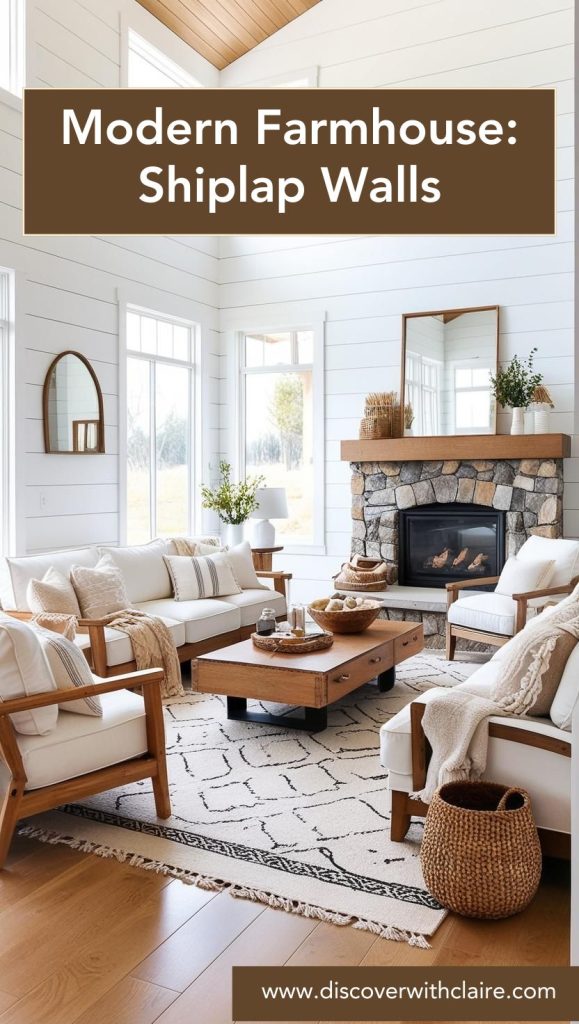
489 348 543 435
201 461 264 545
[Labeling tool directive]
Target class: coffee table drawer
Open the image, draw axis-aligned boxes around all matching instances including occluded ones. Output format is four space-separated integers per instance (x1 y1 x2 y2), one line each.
394 626 423 663
325 641 394 700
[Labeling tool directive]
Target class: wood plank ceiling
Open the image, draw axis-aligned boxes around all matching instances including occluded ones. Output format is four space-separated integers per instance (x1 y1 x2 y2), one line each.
136 0 322 70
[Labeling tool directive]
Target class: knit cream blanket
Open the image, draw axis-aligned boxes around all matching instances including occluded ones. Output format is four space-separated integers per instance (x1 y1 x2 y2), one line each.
414 689 499 803
102 609 184 698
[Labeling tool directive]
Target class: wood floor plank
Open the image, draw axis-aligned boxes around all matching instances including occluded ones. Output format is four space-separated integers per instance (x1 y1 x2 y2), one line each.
0 995 16 1017
72 977 178 1024
286 921 376 966
133 890 266 992
0 840 81 906
152 907 318 1024
0 876 217 1024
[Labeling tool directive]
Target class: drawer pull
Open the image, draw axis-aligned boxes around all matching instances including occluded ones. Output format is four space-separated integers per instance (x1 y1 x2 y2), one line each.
336 673 351 682
369 656 382 664
402 636 418 647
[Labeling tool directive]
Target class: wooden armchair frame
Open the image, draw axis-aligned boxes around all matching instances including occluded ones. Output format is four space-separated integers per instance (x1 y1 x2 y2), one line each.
445 575 578 660
389 701 571 859
5 569 293 678
0 668 169 869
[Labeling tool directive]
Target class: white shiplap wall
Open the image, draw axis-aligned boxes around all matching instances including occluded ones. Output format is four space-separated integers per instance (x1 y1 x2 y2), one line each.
1 0 222 553
219 0 575 603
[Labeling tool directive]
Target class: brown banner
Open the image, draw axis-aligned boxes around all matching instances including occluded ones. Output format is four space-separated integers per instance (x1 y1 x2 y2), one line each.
23 88 554 236
232 965 579 1021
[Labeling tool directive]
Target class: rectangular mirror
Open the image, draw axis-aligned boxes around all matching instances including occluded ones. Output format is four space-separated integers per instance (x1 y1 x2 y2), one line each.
401 306 499 437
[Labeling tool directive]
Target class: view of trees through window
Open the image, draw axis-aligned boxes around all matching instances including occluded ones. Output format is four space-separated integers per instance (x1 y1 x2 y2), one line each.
126 309 194 543
243 331 314 545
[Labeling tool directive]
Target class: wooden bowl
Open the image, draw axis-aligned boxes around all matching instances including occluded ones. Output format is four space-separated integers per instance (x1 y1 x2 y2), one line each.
307 600 381 634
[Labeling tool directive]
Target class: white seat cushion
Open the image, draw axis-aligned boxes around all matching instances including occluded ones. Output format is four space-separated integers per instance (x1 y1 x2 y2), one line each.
15 688 147 790
214 588 286 627
447 592 517 635
75 616 186 668
135 599 241 643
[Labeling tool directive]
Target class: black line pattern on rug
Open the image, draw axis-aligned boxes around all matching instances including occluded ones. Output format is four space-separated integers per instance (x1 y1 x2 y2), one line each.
58 803 442 910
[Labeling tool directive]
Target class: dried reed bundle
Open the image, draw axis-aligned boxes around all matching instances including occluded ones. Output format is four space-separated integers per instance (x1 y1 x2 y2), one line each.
531 384 554 408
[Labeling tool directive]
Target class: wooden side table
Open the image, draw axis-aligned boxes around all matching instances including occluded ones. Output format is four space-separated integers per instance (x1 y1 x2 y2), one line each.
250 546 284 572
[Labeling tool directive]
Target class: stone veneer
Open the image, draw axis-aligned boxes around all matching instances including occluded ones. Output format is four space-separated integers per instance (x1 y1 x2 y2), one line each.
349 457 564 649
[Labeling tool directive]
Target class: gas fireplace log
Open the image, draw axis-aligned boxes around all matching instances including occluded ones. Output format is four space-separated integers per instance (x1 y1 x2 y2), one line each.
452 547 470 568
432 548 452 569
467 553 489 572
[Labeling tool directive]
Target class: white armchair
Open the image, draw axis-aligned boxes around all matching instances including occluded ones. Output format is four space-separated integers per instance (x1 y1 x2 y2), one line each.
446 536 579 659
0 667 170 868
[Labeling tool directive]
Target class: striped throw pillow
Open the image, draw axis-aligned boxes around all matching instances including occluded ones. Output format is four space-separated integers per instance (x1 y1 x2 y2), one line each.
163 553 241 602
32 626 103 717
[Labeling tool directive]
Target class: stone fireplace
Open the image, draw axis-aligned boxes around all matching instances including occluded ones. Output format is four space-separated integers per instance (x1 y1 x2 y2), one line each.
351 457 564 583
347 453 565 648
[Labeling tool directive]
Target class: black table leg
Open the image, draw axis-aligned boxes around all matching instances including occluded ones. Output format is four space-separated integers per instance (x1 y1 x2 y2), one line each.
377 666 396 692
226 696 327 732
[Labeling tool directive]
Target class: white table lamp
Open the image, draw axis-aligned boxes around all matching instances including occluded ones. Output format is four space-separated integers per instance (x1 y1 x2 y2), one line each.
250 487 288 547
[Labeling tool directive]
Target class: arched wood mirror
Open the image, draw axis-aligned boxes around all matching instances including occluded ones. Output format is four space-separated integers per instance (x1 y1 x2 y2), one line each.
43 351 105 454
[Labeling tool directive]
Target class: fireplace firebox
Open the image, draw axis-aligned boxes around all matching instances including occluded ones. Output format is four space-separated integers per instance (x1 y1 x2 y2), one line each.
399 503 505 589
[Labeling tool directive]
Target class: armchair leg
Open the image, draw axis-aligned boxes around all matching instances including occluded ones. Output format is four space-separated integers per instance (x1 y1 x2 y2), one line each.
143 682 172 820
445 623 457 661
0 782 23 868
390 790 411 842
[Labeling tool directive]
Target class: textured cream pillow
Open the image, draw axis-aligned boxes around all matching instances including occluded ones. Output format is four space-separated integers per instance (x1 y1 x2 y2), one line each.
70 560 129 619
27 567 81 616
221 541 262 590
31 625 102 717
492 615 579 717
164 553 241 601
494 556 555 597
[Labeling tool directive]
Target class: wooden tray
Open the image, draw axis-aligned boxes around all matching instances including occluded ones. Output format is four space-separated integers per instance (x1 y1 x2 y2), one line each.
252 631 334 654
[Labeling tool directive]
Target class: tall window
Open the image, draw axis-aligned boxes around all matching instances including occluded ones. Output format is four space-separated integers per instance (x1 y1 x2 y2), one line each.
125 307 196 544
127 30 199 88
0 270 13 555
0 0 24 96
241 328 323 548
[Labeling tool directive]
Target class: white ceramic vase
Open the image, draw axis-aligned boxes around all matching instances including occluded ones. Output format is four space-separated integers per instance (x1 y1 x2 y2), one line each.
510 407 525 435
534 407 551 434
223 522 244 547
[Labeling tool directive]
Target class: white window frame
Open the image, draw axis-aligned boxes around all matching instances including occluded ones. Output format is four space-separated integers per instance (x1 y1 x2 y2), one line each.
0 0 25 104
120 300 201 545
452 360 494 435
122 26 201 89
236 319 325 555
0 269 15 556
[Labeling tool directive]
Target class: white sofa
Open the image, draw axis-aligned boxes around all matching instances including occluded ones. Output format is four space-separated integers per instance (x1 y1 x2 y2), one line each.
380 629 576 853
0 539 288 676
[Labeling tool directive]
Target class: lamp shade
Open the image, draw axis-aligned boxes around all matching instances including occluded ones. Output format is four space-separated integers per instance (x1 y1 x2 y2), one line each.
250 487 288 520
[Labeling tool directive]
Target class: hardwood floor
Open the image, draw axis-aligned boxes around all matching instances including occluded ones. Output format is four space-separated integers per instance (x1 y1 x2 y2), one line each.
0 835 569 1024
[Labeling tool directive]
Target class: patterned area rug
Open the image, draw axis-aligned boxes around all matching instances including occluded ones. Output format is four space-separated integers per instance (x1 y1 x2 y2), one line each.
21 653 478 945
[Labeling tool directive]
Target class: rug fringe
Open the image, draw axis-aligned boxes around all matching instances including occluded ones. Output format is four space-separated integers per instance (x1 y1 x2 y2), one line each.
17 823 431 948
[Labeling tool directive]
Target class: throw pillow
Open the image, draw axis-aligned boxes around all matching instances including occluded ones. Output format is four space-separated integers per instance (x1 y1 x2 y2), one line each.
221 541 262 590
31 612 77 640
163 553 241 601
26 566 82 616
550 644 579 731
31 625 103 717
492 614 579 717
494 555 555 597
0 614 58 735
97 540 172 604
70 560 129 619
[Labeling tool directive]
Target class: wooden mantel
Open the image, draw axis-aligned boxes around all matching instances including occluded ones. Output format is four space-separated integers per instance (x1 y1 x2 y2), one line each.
340 433 572 462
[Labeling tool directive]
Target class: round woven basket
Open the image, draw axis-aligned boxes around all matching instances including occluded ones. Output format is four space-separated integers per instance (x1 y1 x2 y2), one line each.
420 781 541 920
308 600 380 634
251 631 334 654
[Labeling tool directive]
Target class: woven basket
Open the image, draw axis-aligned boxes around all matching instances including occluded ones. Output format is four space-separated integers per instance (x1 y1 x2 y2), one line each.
420 782 541 920
252 631 334 653
359 416 391 440
333 560 389 593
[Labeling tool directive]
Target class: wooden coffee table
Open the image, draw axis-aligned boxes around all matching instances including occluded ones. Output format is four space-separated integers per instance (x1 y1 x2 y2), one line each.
195 620 423 732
